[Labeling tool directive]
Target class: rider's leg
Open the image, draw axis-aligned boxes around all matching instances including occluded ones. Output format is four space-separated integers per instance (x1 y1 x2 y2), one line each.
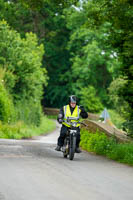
58 125 68 146
75 128 82 153
76 127 80 148
55 125 68 151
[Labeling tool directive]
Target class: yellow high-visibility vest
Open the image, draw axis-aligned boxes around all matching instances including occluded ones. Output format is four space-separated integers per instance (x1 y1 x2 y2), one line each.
62 105 81 127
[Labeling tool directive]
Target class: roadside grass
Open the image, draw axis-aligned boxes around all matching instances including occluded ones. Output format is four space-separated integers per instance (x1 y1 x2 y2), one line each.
46 115 58 120
0 116 56 139
108 109 126 130
80 128 133 166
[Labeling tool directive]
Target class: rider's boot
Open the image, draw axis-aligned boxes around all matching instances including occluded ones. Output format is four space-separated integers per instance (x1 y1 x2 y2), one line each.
55 145 61 151
75 147 82 153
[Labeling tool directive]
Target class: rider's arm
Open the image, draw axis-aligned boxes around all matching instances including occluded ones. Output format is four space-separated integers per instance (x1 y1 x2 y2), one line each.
57 107 64 123
79 106 88 119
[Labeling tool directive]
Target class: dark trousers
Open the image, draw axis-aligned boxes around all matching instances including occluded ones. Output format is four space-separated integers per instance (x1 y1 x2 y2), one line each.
57 125 80 147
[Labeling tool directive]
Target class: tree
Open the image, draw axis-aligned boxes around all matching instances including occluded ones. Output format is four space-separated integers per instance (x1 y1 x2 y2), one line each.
65 6 121 106
80 86 103 113
0 20 48 125
108 77 129 117
81 0 133 129
0 0 79 107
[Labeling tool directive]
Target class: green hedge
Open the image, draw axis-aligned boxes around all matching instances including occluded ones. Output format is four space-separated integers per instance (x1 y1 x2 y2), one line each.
0 79 15 123
15 100 43 126
80 129 133 165
0 116 56 139
0 21 48 127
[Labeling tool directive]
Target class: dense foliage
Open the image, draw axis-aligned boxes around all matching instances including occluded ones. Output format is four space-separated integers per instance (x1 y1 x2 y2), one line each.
0 116 56 139
0 20 48 126
0 68 15 123
0 0 133 133
80 129 133 165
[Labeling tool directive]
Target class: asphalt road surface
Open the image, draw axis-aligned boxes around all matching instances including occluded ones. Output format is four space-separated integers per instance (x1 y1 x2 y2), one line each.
0 122 133 200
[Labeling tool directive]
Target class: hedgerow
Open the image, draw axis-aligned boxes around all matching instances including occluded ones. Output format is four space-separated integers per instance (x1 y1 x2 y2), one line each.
80 129 133 165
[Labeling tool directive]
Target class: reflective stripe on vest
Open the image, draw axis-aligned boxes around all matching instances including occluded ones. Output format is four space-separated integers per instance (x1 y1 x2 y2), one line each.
62 105 81 127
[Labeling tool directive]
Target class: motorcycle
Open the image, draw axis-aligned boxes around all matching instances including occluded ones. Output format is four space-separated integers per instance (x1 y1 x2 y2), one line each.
61 117 87 160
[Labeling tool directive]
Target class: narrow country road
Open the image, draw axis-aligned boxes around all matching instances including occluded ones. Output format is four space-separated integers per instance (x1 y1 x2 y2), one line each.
0 122 133 200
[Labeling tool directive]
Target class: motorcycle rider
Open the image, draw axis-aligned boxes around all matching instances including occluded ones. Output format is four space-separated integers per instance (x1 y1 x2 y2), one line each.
55 95 88 153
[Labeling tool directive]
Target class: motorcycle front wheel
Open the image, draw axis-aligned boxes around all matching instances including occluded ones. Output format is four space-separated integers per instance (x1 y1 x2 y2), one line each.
69 136 76 160
69 148 74 160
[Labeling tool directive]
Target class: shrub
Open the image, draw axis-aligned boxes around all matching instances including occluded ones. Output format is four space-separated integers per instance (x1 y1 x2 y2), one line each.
108 109 126 129
79 86 103 113
15 99 43 126
0 116 56 139
107 143 133 165
80 129 111 155
80 128 133 165
0 72 15 123
0 20 48 126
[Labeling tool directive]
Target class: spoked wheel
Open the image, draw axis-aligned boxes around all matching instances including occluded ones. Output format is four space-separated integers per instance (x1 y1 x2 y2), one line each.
69 136 76 161
69 148 74 160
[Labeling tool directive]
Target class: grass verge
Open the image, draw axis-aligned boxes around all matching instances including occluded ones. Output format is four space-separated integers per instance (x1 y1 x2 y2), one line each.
0 116 56 139
108 109 126 129
46 115 58 120
80 128 133 166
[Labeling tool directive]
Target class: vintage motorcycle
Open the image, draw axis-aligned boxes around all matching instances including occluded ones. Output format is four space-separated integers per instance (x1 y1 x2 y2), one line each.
61 117 87 160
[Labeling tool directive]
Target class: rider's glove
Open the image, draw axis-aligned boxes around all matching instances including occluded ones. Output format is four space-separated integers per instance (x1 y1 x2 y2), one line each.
58 118 63 124
79 105 85 112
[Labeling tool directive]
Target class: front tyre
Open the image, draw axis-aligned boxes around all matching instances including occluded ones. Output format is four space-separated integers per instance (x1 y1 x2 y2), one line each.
69 136 76 160
69 148 74 160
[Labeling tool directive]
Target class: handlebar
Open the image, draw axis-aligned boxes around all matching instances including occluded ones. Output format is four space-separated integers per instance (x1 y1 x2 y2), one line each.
62 118 88 127
66 117 79 121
